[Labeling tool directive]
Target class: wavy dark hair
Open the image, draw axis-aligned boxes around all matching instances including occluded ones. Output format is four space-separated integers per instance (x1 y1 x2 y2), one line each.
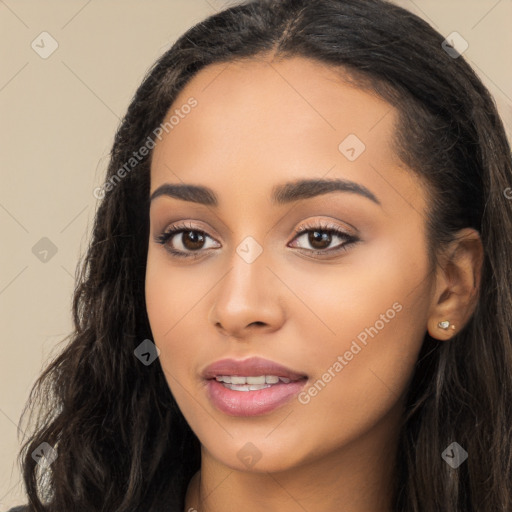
14 0 512 511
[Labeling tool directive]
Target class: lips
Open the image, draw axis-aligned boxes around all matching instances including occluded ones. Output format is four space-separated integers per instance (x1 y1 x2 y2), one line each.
202 357 308 416
202 356 307 381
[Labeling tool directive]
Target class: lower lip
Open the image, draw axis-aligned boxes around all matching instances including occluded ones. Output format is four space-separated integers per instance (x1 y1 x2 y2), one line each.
206 378 307 416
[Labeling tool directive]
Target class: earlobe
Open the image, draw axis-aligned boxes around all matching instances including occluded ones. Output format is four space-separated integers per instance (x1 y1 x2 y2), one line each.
430 319 457 339
428 317 457 340
427 228 483 341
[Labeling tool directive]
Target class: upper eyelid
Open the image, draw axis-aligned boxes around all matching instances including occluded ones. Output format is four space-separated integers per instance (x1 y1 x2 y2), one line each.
161 216 356 234
160 221 350 236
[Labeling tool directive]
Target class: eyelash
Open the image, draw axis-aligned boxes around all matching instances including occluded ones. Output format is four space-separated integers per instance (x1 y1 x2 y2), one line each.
154 220 359 259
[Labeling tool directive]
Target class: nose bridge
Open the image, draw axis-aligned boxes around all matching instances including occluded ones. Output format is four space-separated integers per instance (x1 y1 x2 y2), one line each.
220 233 270 311
209 232 284 336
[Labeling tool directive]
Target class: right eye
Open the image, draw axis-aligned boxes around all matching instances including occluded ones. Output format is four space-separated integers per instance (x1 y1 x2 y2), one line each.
154 222 221 259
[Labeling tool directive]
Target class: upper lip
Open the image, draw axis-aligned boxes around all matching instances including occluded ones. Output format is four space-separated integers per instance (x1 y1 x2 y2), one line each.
202 356 307 381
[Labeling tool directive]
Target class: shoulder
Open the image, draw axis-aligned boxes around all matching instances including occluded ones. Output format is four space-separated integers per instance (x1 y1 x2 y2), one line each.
6 506 29 512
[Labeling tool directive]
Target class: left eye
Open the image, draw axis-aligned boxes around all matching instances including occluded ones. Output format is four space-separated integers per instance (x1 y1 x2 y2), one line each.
289 226 357 254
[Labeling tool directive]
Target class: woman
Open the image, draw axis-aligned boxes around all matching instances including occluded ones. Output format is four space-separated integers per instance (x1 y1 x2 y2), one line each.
10 0 512 510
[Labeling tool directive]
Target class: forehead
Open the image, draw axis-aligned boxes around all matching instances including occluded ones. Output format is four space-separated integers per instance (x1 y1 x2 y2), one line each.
149 55 426 218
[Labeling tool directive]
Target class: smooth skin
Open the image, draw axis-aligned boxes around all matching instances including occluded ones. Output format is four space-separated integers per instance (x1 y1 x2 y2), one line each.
145 55 483 512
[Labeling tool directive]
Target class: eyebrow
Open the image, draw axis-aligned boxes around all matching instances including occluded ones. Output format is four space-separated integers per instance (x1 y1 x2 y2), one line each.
149 178 380 207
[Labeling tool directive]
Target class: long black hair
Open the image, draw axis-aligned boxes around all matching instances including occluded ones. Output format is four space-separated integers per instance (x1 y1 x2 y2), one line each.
16 0 512 510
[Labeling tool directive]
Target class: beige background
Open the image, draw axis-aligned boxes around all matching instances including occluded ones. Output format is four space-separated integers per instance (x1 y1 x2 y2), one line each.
1 0 511 509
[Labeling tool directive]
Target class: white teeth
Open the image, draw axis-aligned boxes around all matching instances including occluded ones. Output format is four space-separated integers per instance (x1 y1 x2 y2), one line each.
214 374 294 388
246 376 266 384
225 383 271 391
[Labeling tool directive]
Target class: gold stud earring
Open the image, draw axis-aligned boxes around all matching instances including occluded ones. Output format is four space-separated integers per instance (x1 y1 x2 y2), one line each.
438 320 456 331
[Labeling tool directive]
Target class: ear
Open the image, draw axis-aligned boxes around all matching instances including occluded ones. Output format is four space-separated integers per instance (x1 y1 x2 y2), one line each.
427 227 484 340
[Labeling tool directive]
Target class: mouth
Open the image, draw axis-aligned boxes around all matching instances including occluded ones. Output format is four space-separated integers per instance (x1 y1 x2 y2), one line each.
214 374 297 391
202 357 308 416
202 356 307 381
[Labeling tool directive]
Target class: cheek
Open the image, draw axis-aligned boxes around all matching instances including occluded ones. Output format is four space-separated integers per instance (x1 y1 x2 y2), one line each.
145 246 211 338
293 305 425 466
280 226 430 365
145 250 175 341
145 247 223 392
145 249 196 373
145 255 210 435
291 233 431 442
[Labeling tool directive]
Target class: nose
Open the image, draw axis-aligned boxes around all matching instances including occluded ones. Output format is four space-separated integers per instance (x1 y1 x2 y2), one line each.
208 248 286 340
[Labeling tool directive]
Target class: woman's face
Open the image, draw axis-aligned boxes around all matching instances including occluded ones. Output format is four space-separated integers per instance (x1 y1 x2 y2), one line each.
146 56 435 472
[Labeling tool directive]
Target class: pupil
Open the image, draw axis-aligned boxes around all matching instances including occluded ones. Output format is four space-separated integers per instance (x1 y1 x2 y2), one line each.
309 230 331 249
183 231 204 250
